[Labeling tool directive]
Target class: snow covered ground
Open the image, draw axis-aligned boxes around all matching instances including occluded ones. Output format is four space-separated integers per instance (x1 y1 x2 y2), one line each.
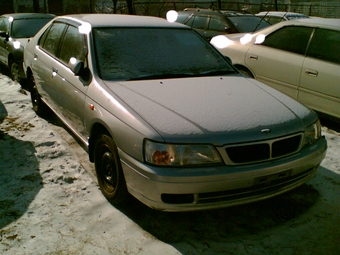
0 73 339 255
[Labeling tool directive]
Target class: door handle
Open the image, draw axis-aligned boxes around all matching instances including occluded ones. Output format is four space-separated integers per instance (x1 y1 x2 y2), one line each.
52 67 58 77
305 68 318 77
249 54 258 61
33 53 38 60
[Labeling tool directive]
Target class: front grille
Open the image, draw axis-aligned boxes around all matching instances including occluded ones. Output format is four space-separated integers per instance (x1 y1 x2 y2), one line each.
198 167 315 204
225 134 302 164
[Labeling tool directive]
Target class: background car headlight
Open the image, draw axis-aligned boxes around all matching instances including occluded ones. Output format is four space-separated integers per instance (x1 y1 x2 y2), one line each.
303 120 321 148
144 140 222 166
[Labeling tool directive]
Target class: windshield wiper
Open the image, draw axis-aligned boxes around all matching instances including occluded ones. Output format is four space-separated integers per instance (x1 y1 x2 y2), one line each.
198 70 237 77
128 73 196 81
128 70 236 81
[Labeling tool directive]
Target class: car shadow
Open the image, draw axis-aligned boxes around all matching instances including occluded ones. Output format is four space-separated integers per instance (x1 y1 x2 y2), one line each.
0 100 42 230
115 180 320 243
320 116 340 133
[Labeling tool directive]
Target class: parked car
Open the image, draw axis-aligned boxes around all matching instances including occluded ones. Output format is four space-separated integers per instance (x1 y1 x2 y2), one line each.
256 11 309 24
175 8 271 40
24 14 326 212
0 13 55 83
211 18 340 120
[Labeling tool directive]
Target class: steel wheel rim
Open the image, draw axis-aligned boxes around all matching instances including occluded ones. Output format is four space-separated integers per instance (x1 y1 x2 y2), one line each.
100 150 118 190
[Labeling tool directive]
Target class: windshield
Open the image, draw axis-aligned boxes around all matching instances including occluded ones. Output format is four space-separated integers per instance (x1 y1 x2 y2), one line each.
93 28 235 81
12 18 53 38
228 16 270 32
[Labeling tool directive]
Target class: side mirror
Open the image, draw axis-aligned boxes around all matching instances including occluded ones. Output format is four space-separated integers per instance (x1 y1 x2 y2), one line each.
225 27 235 34
0 31 9 40
68 58 84 76
224 56 232 64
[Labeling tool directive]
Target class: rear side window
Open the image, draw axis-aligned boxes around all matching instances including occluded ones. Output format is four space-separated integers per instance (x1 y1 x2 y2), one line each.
176 13 191 23
261 26 313 55
59 25 86 65
39 22 66 57
307 28 340 64
191 16 207 30
208 17 228 32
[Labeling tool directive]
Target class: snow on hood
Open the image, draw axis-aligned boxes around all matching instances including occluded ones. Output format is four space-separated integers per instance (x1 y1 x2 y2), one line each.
104 76 311 144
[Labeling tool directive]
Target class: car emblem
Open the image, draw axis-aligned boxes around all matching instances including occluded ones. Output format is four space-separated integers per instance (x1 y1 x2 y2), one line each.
261 129 271 134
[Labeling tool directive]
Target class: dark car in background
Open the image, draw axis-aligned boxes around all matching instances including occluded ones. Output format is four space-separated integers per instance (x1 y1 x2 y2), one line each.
0 13 55 83
175 8 270 40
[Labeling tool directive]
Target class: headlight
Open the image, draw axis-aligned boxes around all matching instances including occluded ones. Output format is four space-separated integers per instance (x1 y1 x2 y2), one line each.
303 120 321 148
144 140 222 166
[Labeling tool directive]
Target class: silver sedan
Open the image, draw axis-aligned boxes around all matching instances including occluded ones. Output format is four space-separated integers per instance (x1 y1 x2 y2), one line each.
24 14 327 211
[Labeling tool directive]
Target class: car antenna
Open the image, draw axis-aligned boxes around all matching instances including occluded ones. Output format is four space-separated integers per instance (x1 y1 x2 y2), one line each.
253 10 269 32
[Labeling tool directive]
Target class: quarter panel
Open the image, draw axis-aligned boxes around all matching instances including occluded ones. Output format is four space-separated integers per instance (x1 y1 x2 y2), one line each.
299 57 340 118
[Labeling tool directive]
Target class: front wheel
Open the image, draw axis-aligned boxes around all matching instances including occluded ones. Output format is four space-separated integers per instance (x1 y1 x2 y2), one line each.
94 134 129 204
236 66 254 78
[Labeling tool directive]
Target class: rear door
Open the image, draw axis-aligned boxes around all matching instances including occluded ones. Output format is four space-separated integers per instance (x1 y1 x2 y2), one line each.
33 21 66 107
299 28 340 118
245 26 313 99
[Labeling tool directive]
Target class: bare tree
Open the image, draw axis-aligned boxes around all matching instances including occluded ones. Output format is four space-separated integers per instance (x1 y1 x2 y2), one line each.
112 0 117 13
126 0 134 14
33 0 39 12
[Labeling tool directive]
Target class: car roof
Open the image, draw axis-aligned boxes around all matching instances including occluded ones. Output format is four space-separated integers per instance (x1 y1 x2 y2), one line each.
180 8 254 17
285 18 340 30
0 13 56 19
257 11 307 17
56 14 187 28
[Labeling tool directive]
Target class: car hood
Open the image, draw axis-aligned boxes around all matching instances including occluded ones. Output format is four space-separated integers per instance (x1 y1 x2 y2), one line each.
104 76 314 144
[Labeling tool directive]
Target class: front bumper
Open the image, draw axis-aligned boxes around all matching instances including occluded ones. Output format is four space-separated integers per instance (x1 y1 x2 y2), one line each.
120 137 327 212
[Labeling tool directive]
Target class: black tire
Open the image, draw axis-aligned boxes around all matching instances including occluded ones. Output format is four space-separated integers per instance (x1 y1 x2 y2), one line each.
236 66 254 78
10 61 21 83
94 134 129 204
30 75 47 116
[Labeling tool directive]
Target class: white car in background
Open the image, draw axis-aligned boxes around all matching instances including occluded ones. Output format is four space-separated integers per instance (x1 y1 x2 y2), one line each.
211 18 340 120
256 11 309 24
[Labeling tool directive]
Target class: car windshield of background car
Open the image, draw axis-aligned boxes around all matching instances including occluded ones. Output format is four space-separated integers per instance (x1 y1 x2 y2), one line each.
229 17 270 32
93 28 235 81
12 18 52 38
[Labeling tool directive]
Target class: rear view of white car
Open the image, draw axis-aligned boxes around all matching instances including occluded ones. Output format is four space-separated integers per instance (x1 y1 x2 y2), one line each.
211 18 340 120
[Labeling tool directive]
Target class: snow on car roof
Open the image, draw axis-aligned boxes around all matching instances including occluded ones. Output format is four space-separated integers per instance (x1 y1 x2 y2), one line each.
287 17 340 29
59 14 187 28
0 13 56 19
257 11 307 17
